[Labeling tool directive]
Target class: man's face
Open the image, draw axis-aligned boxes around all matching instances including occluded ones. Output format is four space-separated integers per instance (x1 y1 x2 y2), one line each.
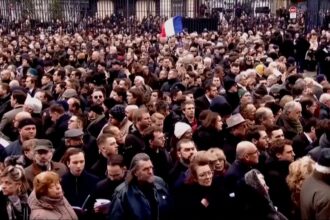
34 91 46 102
270 129 285 143
183 104 195 119
263 112 275 126
92 91 104 105
50 111 60 122
258 130 269 150
34 149 53 166
67 152 85 176
177 142 197 164
139 113 151 129
245 144 260 165
231 65 240 75
212 77 221 88
68 116 80 129
100 137 118 157
208 86 218 99
135 160 154 184
19 125 36 140
288 105 302 121
277 144 295 162
107 164 126 181
151 131 165 149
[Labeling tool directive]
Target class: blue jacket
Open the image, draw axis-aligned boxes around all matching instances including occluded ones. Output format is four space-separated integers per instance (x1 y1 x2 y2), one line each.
108 176 172 220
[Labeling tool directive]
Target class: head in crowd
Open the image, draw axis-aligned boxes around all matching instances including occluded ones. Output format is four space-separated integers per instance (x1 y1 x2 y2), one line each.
236 141 259 165
286 156 315 207
107 154 126 183
126 153 154 184
33 171 63 199
269 139 295 162
0 165 29 196
176 139 197 166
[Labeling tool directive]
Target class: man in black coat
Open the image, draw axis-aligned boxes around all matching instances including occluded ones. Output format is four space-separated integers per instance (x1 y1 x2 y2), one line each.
61 148 99 208
194 83 217 117
264 139 295 219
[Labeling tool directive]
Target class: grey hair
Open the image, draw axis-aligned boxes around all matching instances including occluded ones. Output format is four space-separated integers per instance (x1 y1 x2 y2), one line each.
126 153 151 184
283 101 301 115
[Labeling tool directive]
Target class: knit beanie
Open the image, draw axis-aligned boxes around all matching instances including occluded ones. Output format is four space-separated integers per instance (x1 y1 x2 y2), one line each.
174 122 192 139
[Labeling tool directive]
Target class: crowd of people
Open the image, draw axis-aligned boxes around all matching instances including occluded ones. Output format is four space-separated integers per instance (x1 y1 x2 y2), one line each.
0 10 330 220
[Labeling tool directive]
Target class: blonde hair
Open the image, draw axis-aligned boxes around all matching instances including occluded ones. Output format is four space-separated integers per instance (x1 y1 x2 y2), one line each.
33 171 60 199
286 156 315 207
1 165 29 194
22 139 36 152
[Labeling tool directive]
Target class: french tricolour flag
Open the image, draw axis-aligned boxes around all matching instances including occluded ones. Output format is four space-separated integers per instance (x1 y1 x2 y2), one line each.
161 16 183 37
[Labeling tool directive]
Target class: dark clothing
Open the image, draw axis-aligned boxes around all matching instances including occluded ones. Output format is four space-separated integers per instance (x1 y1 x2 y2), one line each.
292 133 315 159
86 115 108 138
61 171 99 207
319 103 330 120
0 191 30 220
2 140 22 161
90 155 108 179
46 113 70 148
276 115 302 139
168 161 188 189
222 132 242 163
145 147 172 181
173 182 228 220
264 158 292 219
123 125 147 167
193 126 224 151
93 178 125 201
0 94 11 120
108 177 172 220
224 160 252 194
236 178 288 220
195 95 210 117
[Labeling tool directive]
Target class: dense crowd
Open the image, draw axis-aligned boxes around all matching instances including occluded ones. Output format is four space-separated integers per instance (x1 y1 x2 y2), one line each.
0 11 330 220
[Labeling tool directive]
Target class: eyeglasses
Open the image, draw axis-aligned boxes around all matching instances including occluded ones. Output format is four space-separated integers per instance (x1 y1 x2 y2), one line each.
246 149 259 155
93 95 103 99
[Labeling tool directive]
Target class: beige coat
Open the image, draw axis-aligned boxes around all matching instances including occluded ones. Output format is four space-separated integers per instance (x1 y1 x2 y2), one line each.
28 191 78 220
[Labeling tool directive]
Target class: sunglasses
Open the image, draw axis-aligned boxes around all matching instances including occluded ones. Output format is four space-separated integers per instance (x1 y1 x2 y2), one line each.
93 95 103 99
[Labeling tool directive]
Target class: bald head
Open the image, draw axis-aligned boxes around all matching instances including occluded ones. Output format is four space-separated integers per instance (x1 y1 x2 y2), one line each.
236 141 259 164
14 111 32 128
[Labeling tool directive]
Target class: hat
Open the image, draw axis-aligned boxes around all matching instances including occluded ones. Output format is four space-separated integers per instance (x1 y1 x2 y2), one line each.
18 118 36 129
224 79 237 91
62 89 78 99
317 148 330 167
65 129 84 138
255 64 265 76
25 95 42 114
174 122 192 139
27 68 38 77
226 113 245 129
110 105 126 122
89 104 104 115
34 139 53 151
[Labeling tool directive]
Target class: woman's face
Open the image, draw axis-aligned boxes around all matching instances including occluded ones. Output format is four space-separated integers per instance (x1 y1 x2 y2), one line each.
307 102 317 114
0 176 21 196
195 165 213 187
212 156 225 172
47 181 63 199
150 92 158 102
215 116 223 131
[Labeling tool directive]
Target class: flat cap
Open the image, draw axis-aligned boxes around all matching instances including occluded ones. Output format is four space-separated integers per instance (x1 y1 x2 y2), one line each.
65 129 84 138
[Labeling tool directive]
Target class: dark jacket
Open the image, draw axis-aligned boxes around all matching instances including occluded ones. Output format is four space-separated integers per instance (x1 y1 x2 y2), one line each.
195 95 210 117
123 125 147 167
86 115 108 138
93 178 125 201
276 115 302 139
173 182 228 220
46 113 70 148
61 171 99 207
224 160 252 194
193 126 224 151
108 177 172 220
0 94 11 119
292 133 315 159
319 103 330 120
222 131 242 163
0 191 30 220
264 158 292 219
3 139 22 160
168 161 188 189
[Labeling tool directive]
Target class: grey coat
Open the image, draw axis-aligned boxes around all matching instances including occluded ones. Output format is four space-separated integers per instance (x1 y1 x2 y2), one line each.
300 170 330 220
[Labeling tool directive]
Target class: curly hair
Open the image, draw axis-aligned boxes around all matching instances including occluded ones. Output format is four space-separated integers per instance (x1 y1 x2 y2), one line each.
286 156 315 207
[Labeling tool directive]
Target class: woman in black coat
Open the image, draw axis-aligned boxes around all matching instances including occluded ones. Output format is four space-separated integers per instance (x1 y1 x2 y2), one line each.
193 111 224 151
0 165 30 220
173 153 229 220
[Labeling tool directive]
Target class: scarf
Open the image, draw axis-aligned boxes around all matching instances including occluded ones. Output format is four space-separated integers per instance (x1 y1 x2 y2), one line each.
287 118 303 134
